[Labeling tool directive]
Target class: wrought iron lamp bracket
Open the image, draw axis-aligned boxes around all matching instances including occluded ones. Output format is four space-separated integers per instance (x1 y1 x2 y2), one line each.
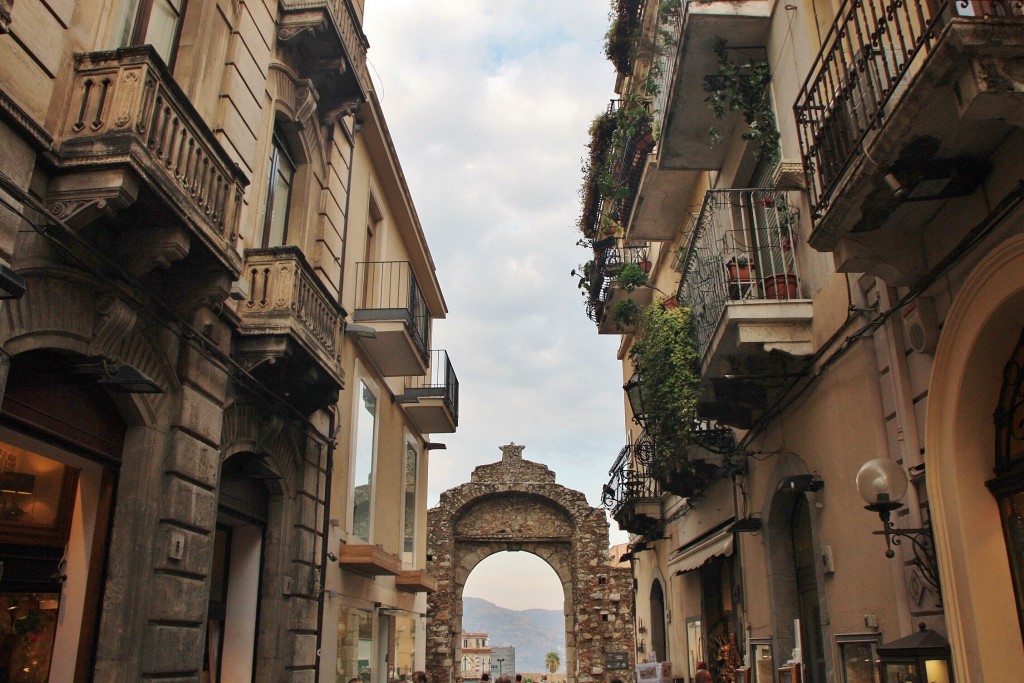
868 503 942 596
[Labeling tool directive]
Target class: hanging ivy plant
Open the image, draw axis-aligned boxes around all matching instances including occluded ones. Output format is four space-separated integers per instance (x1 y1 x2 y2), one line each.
629 304 701 470
611 299 642 328
604 0 644 76
616 262 649 291
703 37 780 161
578 111 617 237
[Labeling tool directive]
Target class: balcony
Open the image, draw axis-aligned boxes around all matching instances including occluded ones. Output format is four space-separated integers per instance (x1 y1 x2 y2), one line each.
676 189 812 427
352 261 430 376
49 47 247 279
397 350 459 434
606 99 655 226
277 0 370 110
602 437 662 536
794 1 1024 283
234 246 345 413
586 243 654 334
654 1 771 171
337 543 402 577
395 569 438 594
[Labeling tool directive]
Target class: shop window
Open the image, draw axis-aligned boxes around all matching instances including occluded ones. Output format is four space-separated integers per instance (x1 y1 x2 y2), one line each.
262 132 297 248
836 634 881 683
352 381 377 543
749 639 773 683
114 0 187 67
391 612 416 681
337 605 373 683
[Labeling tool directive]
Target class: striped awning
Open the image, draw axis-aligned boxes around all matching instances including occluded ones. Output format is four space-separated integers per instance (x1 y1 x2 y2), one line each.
669 531 734 574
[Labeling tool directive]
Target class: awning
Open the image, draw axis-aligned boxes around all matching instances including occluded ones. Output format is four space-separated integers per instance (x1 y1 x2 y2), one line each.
669 531 734 574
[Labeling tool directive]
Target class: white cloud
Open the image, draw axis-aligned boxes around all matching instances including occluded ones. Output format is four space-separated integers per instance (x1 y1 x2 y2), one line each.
362 0 631 570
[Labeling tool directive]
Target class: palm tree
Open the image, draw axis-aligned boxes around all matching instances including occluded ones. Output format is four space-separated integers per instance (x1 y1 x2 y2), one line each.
545 652 560 674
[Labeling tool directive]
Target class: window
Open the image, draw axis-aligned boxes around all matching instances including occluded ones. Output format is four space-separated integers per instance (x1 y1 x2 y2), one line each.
337 606 373 683
750 640 773 683
115 0 187 67
836 635 881 683
263 133 296 247
402 443 418 555
352 381 377 542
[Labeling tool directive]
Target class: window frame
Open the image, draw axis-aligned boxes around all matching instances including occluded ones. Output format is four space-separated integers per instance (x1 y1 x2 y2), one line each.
120 0 188 68
349 372 380 543
262 131 297 248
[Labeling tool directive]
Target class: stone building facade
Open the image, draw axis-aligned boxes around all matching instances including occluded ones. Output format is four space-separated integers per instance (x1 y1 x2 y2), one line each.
579 2 1024 683
0 0 454 680
426 444 634 683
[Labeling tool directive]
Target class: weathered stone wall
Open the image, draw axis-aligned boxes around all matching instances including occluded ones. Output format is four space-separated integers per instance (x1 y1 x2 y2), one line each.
427 444 635 683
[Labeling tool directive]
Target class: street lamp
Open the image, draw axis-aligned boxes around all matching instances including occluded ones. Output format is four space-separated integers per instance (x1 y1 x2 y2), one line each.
623 372 647 428
855 458 941 594
496 658 505 679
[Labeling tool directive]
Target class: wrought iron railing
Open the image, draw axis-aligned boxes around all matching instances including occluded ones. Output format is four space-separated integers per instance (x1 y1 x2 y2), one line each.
241 247 344 364
794 0 1024 223
601 434 659 520
676 189 802 360
404 350 459 424
651 1 683 139
606 99 654 224
354 261 430 365
587 243 651 322
61 47 246 254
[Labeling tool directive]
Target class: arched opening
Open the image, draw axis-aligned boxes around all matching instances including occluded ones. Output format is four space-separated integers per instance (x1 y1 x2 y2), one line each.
0 349 127 681
767 485 828 683
649 579 667 662
460 551 567 682
203 452 272 682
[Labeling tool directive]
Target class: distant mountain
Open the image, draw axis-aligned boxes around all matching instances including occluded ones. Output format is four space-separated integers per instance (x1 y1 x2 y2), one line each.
462 597 565 674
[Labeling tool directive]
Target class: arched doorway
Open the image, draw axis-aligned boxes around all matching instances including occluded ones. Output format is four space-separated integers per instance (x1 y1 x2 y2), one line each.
925 233 1024 681
649 579 666 662
425 444 635 683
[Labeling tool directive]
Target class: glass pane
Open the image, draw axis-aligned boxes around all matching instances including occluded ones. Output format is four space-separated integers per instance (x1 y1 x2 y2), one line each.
840 641 878 683
394 614 416 681
143 0 183 65
923 659 951 683
265 147 294 247
337 606 374 683
751 643 773 683
403 445 417 554
352 382 376 542
882 662 917 683
0 443 68 531
113 0 143 48
0 593 59 682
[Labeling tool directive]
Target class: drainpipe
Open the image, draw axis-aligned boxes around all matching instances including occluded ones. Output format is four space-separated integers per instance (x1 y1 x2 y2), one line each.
338 116 361 303
315 416 343 679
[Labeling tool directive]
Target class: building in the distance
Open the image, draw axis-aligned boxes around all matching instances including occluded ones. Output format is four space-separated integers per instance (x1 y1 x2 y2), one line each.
460 632 491 680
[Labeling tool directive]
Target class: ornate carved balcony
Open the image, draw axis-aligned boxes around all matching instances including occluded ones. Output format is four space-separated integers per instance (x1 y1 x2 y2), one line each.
794 1 1024 283
397 350 459 434
351 261 430 376
277 0 370 114
234 246 345 413
602 438 662 535
677 189 812 427
49 47 247 281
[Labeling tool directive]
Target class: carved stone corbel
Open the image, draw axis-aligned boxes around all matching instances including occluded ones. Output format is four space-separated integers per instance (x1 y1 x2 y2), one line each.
294 81 319 130
114 224 190 279
321 98 362 128
46 168 139 230
89 295 138 359
277 13 329 44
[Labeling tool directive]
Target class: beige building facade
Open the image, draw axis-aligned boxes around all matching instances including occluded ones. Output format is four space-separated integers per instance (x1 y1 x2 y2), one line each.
0 0 454 680
581 2 1024 683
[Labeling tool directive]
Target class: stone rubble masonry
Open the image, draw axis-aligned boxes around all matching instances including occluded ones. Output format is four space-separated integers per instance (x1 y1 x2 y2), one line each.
426 443 635 683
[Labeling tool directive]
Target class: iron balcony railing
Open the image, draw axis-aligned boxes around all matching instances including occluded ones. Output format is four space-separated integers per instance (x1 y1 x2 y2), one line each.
794 1 1024 223
601 434 659 521
354 261 430 365
587 243 651 322
677 188 802 360
404 350 459 425
606 99 654 225
650 1 683 141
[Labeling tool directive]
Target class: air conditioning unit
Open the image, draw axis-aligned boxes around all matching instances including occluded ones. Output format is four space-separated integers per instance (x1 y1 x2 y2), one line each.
901 297 939 355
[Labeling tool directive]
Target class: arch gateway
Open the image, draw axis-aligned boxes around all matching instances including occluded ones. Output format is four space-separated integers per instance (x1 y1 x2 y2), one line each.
426 444 636 683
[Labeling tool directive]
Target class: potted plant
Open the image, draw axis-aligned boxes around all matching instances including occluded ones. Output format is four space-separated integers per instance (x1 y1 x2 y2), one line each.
763 272 799 300
616 262 649 292
610 299 642 329
725 254 755 300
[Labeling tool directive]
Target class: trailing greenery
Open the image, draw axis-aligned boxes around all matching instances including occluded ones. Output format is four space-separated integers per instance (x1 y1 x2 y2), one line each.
578 112 617 237
604 0 644 76
616 262 649 291
629 304 701 470
571 260 595 298
611 299 642 328
703 37 780 161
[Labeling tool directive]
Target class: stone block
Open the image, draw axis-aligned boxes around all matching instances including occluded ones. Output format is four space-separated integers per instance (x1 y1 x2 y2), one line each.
165 430 220 488
172 385 223 446
161 475 217 531
289 632 318 669
287 594 319 631
153 524 213 575
149 572 207 622
177 342 230 400
141 624 203 674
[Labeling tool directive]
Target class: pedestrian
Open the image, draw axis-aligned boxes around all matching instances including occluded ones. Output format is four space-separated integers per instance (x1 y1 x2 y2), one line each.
481 674 490 683
694 670 712 683
413 672 428 683
515 675 522 683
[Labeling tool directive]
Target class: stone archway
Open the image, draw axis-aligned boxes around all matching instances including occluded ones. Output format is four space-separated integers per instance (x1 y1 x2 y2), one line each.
426 444 635 683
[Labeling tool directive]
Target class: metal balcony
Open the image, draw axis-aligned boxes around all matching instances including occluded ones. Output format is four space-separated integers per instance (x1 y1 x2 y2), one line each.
352 261 431 376
606 99 655 226
585 243 654 334
234 246 345 413
602 436 662 535
278 0 370 109
49 47 247 278
677 189 813 424
397 350 459 434
794 1 1024 282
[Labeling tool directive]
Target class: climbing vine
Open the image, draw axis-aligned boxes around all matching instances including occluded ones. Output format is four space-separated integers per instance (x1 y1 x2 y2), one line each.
703 37 780 161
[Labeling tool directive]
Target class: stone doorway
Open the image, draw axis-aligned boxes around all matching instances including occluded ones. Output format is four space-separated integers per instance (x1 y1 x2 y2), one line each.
425 444 635 683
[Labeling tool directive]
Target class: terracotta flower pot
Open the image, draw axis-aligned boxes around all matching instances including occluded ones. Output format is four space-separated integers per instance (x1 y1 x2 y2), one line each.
763 273 799 300
726 262 755 300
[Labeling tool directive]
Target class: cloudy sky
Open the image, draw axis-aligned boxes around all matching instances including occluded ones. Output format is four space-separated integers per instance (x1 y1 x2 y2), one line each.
362 1 629 610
